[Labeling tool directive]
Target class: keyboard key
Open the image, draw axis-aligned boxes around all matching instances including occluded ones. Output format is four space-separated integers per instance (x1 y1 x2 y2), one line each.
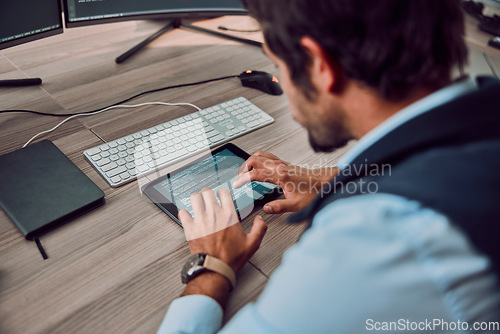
210 135 225 143
102 162 118 172
120 172 131 180
205 130 220 138
248 121 260 128
87 148 101 156
111 176 122 184
91 154 102 161
96 158 111 167
137 165 149 173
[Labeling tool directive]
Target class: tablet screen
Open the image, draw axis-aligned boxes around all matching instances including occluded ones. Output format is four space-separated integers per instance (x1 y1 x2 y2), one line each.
145 145 278 223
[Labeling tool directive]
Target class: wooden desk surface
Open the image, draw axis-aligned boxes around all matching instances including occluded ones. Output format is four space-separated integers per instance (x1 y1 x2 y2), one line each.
0 15 498 334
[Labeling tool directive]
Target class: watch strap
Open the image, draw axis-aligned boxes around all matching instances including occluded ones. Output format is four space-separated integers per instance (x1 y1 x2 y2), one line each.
203 255 236 289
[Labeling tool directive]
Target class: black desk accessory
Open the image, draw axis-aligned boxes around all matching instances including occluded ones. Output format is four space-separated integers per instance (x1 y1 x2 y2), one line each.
0 140 105 259
463 0 500 36
239 70 283 96
0 78 43 87
489 36 500 49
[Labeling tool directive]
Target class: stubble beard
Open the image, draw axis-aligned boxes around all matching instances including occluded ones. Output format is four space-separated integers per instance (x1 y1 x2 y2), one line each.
307 123 353 153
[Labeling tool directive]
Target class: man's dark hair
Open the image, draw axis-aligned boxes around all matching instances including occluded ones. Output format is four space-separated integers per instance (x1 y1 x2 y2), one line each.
243 0 468 100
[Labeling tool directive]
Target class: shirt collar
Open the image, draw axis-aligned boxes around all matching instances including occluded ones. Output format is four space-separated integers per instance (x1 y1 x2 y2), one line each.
336 77 478 169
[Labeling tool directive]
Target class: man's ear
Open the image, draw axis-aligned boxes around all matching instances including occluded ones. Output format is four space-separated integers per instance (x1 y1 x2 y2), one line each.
300 36 343 94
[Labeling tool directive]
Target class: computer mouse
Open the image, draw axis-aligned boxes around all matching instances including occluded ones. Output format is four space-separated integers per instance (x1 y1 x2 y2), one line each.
239 70 283 96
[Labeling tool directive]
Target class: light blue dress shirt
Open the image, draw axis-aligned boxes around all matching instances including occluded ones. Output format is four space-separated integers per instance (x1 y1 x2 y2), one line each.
157 78 500 334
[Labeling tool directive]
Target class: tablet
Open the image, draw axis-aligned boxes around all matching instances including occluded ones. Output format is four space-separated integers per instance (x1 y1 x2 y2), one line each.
142 143 280 225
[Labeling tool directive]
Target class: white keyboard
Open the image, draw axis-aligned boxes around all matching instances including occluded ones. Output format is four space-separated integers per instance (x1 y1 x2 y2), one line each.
84 97 274 187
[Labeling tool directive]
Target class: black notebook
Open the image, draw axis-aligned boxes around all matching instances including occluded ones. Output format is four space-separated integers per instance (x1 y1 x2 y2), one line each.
0 140 105 241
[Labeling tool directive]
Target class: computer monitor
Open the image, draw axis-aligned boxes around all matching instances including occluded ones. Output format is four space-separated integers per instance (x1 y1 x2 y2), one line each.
64 0 247 28
0 0 63 51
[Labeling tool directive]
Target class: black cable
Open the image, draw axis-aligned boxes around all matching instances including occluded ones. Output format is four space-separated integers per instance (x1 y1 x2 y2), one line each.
217 26 261 33
0 74 239 117
483 53 499 79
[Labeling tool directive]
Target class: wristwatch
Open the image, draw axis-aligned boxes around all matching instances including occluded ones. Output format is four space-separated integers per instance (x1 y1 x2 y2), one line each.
181 253 236 289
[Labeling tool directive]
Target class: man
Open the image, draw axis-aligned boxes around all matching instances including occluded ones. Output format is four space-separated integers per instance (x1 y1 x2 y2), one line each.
158 0 500 333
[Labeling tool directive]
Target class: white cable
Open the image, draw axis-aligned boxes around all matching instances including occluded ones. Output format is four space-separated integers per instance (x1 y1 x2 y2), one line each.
22 102 202 148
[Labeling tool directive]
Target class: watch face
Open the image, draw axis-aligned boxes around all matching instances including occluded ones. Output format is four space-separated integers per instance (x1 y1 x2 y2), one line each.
181 253 206 284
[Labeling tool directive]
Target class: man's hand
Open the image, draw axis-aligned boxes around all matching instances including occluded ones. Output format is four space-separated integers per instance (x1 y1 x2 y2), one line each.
178 187 267 307
233 151 338 214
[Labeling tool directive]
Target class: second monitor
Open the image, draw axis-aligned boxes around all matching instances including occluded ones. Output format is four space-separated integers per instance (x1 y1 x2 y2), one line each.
64 0 247 28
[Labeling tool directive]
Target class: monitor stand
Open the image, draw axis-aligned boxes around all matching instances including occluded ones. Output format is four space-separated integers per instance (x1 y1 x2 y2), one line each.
0 78 42 87
115 18 262 64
